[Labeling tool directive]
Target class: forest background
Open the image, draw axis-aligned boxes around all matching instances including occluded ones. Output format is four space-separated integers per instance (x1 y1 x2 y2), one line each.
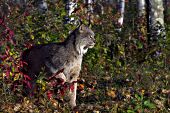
0 0 170 112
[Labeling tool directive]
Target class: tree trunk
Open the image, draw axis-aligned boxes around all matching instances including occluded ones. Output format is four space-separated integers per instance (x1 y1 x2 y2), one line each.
145 0 166 67
149 0 166 43
117 0 125 32
65 0 78 24
137 0 145 17
137 0 147 45
83 0 94 25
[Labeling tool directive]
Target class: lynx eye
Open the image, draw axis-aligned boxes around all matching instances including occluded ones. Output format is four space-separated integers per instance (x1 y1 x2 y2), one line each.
90 35 93 39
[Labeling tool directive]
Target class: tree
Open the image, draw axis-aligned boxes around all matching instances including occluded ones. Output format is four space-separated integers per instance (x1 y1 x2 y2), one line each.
116 0 125 32
64 0 78 24
137 0 145 17
147 0 166 45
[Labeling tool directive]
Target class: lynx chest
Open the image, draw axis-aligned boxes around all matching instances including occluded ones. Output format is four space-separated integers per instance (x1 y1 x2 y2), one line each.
63 56 83 81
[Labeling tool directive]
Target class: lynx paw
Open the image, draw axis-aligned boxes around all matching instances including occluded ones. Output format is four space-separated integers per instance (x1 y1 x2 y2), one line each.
70 101 76 108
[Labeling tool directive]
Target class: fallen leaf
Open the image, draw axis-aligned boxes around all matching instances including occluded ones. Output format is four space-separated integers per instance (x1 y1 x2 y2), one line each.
78 84 84 91
93 110 99 113
107 90 116 98
162 89 170 94
14 103 21 112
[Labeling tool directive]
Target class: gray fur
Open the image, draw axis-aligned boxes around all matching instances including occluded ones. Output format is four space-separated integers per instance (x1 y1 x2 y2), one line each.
22 24 95 108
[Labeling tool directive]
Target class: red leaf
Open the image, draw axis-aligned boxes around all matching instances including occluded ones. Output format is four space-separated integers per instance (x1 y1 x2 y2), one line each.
70 81 77 92
5 70 10 78
49 80 57 87
22 61 28 65
23 74 32 80
47 90 53 99
27 82 32 89
70 83 74 92
0 54 8 61
0 64 3 68
24 11 30 16
22 80 32 89
60 89 65 96
9 29 14 37
18 60 28 68
24 43 33 49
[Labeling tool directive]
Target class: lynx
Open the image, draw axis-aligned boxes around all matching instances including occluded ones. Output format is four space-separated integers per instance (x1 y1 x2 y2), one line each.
22 24 95 108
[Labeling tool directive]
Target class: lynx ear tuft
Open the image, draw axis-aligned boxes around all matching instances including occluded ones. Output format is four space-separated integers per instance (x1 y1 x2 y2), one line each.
79 24 86 33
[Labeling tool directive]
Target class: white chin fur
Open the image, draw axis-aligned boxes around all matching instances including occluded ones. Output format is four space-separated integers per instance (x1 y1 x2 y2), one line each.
80 46 88 54
78 44 94 55
88 45 94 48
82 48 88 54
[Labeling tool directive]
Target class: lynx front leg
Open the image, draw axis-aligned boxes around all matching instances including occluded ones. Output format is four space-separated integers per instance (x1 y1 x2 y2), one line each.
68 67 80 108
69 81 77 108
55 73 67 82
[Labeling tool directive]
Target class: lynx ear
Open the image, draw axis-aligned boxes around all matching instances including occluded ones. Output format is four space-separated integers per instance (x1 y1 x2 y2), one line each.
79 24 86 33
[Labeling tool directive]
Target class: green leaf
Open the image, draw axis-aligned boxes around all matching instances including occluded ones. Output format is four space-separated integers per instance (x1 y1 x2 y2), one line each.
135 94 141 100
137 41 143 49
134 105 141 111
127 110 136 113
144 100 156 109
116 60 121 66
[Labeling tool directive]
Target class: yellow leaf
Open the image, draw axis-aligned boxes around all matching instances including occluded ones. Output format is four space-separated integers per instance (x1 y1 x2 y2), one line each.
93 111 99 113
107 90 116 98
42 86 46 91
14 74 20 81
31 35 34 40
141 89 145 95
3 73 6 77
9 51 13 55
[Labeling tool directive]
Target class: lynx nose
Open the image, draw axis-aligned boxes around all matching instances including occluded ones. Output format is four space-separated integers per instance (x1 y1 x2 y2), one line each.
93 39 96 43
92 38 96 43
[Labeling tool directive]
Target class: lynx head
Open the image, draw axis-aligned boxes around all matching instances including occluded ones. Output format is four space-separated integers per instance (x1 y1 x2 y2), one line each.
74 24 95 55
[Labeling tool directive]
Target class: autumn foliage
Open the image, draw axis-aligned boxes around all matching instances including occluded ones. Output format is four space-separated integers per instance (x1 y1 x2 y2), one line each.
0 1 170 112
